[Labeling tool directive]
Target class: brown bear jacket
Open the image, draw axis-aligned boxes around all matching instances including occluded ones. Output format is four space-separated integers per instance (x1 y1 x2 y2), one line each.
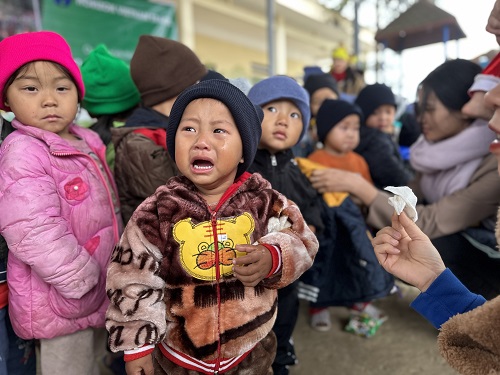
105 172 318 373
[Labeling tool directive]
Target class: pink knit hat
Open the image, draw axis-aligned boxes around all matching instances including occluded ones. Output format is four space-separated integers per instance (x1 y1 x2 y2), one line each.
0 31 85 111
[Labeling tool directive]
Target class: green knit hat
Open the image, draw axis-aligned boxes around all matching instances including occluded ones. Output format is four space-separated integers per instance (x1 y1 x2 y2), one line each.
81 44 140 115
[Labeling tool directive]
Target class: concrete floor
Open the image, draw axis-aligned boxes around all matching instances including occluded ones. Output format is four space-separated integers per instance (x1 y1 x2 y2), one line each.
289 281 457 375
37 281 457 375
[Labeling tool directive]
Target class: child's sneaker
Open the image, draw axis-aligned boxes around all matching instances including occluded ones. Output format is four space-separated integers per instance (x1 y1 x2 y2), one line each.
309 308 331 332
350 302 387 320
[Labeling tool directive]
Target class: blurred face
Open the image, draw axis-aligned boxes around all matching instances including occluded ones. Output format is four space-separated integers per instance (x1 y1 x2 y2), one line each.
5 61 78 139
259 100 303 154
365 104 396 134
332 58 348 74
417 91 468 142
310 88 338 117
175 98 243 201
484 83 500 175
323 114 360 155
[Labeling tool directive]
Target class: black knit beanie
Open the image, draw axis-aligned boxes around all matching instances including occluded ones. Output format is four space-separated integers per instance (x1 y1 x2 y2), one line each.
316 99 362 143
354 83 396 120
167 79 264 178
303 73 340 98
419 59 481 112
130 35 207 107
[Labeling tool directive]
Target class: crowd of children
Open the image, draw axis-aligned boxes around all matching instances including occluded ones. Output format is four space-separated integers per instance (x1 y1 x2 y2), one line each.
1 4 500 373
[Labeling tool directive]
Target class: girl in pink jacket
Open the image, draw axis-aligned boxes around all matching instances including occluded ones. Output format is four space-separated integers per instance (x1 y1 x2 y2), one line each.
0 31 122 375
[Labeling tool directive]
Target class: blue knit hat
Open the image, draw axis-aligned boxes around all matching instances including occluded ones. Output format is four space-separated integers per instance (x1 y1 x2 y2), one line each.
167 79 264 178
247 75 310 144
316 99 362 143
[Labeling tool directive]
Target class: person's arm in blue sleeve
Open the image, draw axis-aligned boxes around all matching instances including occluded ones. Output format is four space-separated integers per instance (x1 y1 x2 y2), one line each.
410 268 486 328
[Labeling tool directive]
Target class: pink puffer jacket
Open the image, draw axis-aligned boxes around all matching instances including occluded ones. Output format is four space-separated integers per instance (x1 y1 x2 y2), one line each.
0 119 122 339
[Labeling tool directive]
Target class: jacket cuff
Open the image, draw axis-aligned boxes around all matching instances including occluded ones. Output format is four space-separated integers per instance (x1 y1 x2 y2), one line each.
261 244 281 278
410 268 486 329
123 344 155 362
468 74 500 94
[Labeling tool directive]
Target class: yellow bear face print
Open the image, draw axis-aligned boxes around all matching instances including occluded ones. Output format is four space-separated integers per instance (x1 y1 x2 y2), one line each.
173 212 255 281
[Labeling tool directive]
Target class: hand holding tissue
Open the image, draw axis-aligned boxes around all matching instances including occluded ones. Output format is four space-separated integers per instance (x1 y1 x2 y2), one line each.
384 186 418 222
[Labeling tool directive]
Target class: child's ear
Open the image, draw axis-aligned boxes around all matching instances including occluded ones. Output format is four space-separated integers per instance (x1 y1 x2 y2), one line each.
240 156 244 164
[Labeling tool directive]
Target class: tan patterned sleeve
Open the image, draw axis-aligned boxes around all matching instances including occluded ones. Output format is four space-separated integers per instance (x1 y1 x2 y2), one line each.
259 195 319 289
105 221 167 352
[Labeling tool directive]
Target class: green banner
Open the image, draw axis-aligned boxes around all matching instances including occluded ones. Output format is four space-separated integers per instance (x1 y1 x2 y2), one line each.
42 0 177 64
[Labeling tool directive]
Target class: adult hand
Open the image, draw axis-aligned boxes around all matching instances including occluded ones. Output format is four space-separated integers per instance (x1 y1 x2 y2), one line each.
308 168 378 206
309 168 355 194
372 212 446 292
486 0 500 44
125 354 154 375
233 244 273 287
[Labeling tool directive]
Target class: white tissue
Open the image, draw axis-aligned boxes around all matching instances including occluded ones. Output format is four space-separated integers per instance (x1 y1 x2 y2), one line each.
384 186 418 222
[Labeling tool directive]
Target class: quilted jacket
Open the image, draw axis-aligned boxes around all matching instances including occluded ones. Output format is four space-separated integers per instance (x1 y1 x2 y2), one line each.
112 107 178 224
0 119 122 339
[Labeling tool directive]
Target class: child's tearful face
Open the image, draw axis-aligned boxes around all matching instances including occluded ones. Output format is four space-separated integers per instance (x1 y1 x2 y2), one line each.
259 100 303 154
175 98 244 200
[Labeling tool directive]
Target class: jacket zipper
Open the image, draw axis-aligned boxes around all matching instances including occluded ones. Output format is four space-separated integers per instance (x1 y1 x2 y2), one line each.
206 175 247 374
210 209 222 374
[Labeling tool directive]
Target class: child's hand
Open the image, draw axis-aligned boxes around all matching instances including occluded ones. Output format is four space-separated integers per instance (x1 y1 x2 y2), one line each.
232 244 272 287
125 354 154 375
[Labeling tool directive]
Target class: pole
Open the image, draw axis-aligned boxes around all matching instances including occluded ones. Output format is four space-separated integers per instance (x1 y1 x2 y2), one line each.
32 0 42 31
443 25 449 60
267 0 275 76
353 0 360 69
375 0 380 81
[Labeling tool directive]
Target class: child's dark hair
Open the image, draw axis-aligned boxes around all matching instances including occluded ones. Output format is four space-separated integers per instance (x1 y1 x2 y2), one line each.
3 61 82 104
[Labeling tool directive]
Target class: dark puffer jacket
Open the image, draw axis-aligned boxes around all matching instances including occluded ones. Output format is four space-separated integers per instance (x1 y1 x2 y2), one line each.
300 195 394 306
248 149 324 234
355 126 413 189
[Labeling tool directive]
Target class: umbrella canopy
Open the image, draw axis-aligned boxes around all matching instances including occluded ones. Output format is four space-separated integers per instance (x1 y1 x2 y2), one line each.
375 0 466 52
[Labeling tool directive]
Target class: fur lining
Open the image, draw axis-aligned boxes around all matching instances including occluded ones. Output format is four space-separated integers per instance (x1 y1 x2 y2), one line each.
438 295 500 374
